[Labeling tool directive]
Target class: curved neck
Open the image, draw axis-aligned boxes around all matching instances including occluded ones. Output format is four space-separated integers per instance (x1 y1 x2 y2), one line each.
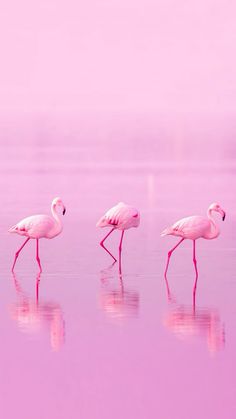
207 208 220 239
51 203 61 225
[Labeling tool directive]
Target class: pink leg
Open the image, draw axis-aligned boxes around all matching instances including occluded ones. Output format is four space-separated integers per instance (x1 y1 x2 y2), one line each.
193 281 197 313
12 272 22 294
100 227 117 262
192 239 198 278
36 272 41 305
11 237 30 272
164 238 185 278
164 276 172 302
119 270 124 295
36 239 42 272
192 240 198 309
164 276 177 303
118 230 125 274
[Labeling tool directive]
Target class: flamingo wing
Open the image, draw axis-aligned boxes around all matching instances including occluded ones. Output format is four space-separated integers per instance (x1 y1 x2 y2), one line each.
162 216 211 239
96 202 140 229
9 214 55 238
113 204 139 229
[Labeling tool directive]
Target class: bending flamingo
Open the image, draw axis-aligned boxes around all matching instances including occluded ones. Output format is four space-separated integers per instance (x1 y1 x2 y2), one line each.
161 203 226 277
96 202 140 265
9 197 66 272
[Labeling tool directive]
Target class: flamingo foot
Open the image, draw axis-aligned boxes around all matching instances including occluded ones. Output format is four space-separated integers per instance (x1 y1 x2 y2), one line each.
11 254 19 272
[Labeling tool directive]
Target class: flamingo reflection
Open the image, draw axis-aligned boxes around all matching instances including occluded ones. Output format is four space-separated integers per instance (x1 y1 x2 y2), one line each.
164 277 225 353
100 263 139 319
10 273 65 351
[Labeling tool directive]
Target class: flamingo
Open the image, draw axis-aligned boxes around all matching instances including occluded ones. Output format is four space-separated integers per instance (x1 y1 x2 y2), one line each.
9 197 66 272
96 202 140 266
161 203 226 277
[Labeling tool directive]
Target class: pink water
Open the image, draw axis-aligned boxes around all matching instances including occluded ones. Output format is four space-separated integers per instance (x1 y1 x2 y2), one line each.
0 114 236 419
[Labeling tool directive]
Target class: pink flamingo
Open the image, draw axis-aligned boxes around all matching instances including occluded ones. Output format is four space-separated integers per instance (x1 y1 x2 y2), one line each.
161 203 226 277
96 202 140 266
9 197 66 272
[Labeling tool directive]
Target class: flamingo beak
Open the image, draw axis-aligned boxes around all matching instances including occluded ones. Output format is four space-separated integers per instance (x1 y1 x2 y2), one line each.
63 207 66 215
218 207 225 221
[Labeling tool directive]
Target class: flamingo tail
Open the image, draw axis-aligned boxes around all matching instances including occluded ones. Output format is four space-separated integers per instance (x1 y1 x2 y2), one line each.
160 227 173 237
96 217 108 228
9 225 18 233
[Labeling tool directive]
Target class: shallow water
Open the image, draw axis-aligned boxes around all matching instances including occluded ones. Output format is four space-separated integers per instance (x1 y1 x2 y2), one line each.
0 116 236 419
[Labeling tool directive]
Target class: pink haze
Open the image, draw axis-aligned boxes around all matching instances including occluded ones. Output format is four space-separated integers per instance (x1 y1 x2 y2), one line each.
0 1 236 419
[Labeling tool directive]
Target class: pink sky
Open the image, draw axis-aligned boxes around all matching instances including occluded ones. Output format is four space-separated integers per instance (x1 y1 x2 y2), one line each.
0 0 235 113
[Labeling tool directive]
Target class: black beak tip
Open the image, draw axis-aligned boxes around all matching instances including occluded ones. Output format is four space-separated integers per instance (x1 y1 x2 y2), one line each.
63 208 66 215
222 214 225 221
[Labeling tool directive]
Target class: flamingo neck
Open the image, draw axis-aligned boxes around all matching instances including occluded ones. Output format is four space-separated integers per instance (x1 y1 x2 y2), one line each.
207 208 220 239
51 204 61 226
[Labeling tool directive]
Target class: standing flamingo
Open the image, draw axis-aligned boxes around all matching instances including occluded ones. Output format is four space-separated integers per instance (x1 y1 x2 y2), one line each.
9 197 66 272
96 202 140 266
161 203 226 277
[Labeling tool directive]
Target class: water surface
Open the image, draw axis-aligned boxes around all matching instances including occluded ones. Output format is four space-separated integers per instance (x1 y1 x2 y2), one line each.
0 117 235 419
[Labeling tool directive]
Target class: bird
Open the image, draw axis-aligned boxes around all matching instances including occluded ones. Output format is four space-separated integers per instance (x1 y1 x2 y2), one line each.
161 203 226 277
9 197 66 272
96 202 140 266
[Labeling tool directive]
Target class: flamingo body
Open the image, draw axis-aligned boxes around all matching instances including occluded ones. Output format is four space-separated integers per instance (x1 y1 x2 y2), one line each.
9 197 66 272
96 202 140 264
9 214 61 239
161 215 215 240
96 202 140 230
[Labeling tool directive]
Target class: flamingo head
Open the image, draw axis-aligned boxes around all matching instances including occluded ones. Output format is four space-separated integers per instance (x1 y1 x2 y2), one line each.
209 203 225 221
52 197 66 215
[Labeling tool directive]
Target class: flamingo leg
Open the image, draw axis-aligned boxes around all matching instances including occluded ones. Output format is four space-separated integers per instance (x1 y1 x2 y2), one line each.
119 269 124 295
164 238 185 277
36 239 42 272
118 230 125 274
192 240 198 302
164 276 172 302
11 237 30 272
193 240 198 277
100 227 117 262
36 272 41 305
193 280 197 313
